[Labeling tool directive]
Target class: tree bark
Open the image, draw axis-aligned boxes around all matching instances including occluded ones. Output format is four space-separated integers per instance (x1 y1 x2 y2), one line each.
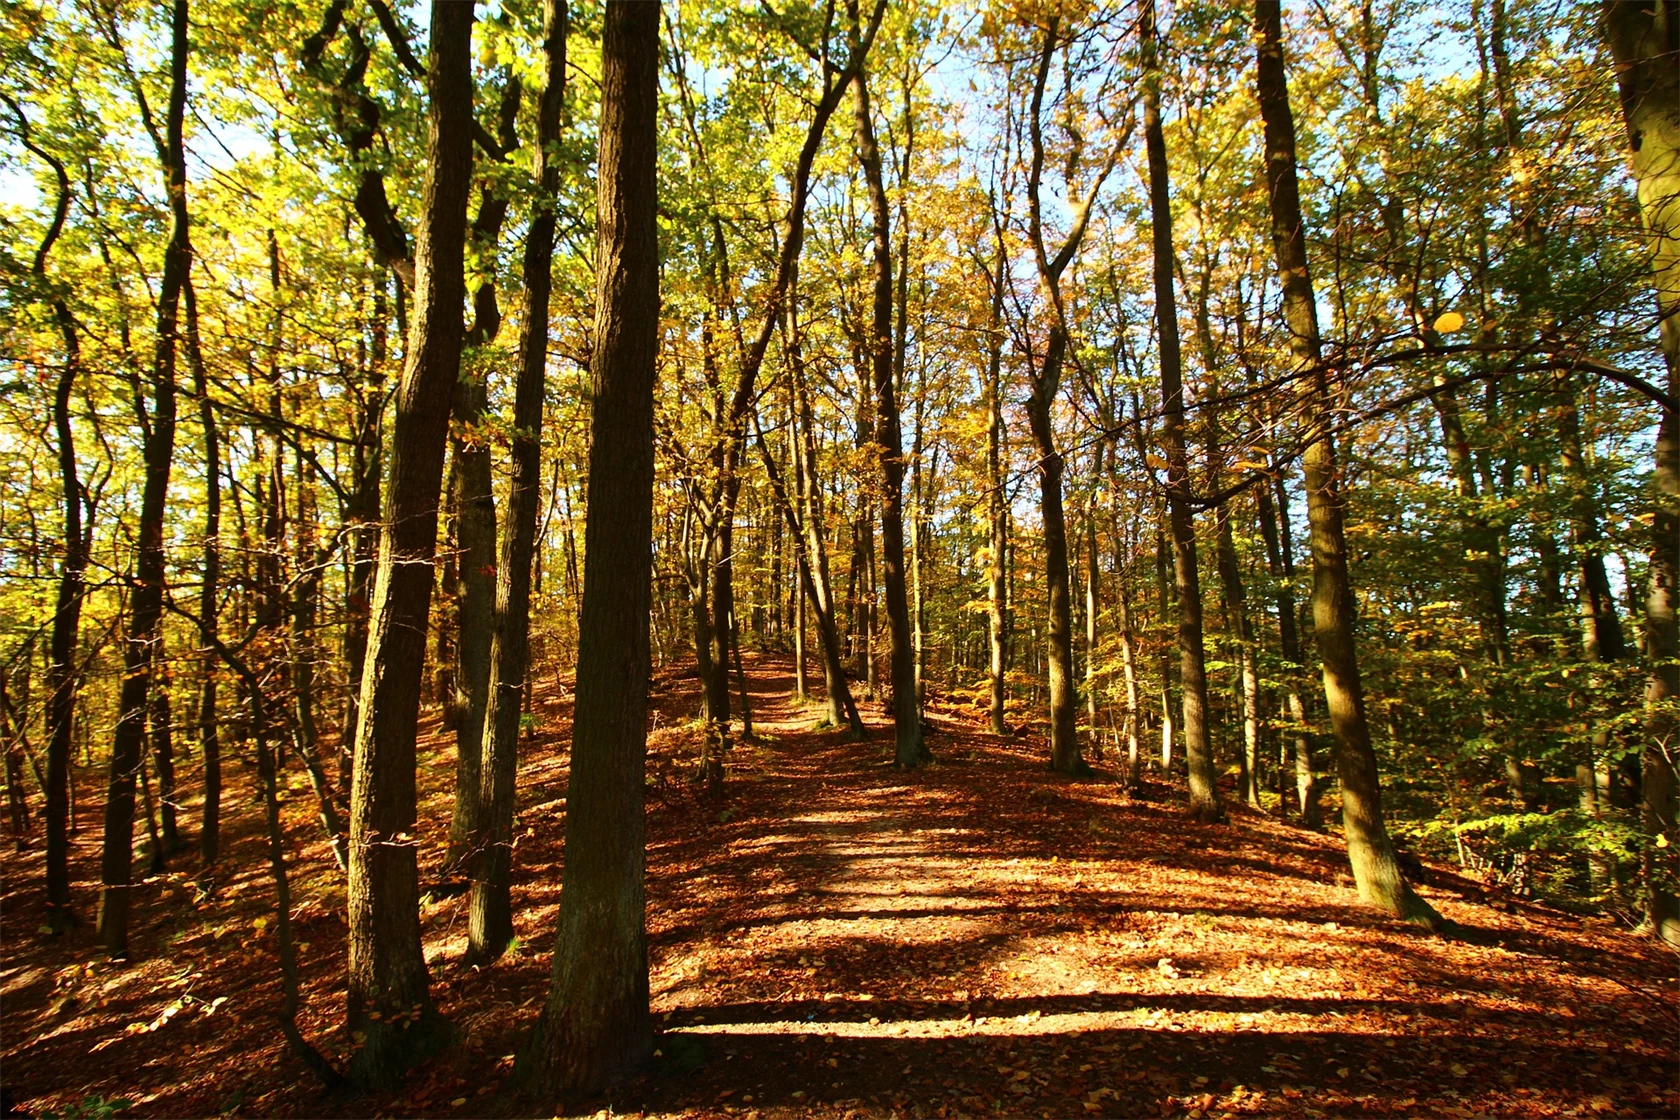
13 96 86 922
851 39 925 766
519 1 659 1095
185 281 221 870
1255 0 1438 927
1257 466 1320 826
468 0 565 965
98 0 189 957
341 273 387 798
1602 0 1680 946
1143 0 1220 818
1021 16 1109 775
787 272 866 735
344 0 474 1086
447 76 520 867
985 243 1010 737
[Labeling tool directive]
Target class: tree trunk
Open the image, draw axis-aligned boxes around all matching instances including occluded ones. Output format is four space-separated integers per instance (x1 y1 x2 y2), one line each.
1601 0 1680 946
184 281 222 870
1026 329 1082 774
98 0 189 957
342 273 386 799
756 414 869 740
1255 0 1438 928
149 652 177 855
985 245 1010 737
1143 0 1220 818
519 1 659 1094
1258 466 1320 826
447 86 520 865
344 0 474 1085
469 0 565 965
852 48 925 767
789 277 865 734
20 115 88 922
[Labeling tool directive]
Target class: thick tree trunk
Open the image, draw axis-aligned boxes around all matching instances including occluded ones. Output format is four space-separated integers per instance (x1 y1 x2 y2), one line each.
519 1 659 1094
98 0 189 957
344 0 474 1086
1255 0 1437 928
1143 0 1220 818
469 0 565 964
1602 0 1680 945
852 53 925 767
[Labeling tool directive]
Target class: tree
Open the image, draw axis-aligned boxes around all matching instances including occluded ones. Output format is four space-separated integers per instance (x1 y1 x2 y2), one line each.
519 0 659 1096
1018 12 1116 776
97 0 190 958
1600 0 1679 946
469 0 568 966
850 5 925 767
1253 0 1438 928
1141 0 1221 820
343 0 475 1086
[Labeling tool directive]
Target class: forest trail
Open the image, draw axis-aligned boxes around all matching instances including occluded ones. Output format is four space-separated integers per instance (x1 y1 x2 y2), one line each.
2 654 1677 1119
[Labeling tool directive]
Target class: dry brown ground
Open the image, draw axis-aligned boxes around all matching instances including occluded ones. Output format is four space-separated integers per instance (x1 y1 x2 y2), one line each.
2 653 1676 1119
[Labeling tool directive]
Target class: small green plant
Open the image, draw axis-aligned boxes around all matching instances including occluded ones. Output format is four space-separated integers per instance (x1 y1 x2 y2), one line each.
41 1095 134 1120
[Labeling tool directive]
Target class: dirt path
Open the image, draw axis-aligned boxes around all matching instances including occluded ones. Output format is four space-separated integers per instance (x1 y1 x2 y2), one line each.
2 654 1676 1119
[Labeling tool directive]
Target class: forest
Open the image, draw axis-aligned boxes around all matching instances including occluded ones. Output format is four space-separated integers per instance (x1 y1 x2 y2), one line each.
0 0 1676 1116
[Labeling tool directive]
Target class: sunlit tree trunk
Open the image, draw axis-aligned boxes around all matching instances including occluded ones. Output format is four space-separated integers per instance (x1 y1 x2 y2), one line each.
98 0 189 957
984 244 1010 736
15 109 88 921
1602 0 1680 946
1255 0 1438 927
1143 0 1219 817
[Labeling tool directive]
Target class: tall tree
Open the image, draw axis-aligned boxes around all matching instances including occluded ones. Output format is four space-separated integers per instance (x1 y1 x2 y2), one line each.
1254 0 1437 927
851 11 925 767
1020 14 1114 775
97 0 190 957
469 0 567 965
1601 0 1679 946
519 0 659 1096
1141 0 1221 820
7 95 84 926
343 0 474 1086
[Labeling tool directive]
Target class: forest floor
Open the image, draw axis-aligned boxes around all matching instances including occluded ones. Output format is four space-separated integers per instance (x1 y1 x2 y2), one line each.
2 653 1677 1119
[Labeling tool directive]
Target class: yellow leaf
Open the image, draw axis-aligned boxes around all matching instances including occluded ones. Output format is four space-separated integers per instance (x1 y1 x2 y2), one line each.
1145 453 1169 471
252 916 268 931
1657 833 1669 848
1433 311 1466 334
